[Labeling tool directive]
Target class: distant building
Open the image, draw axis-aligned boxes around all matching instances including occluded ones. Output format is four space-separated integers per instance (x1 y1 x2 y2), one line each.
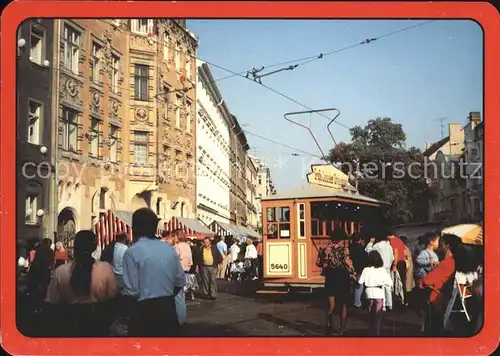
16 19 55 255
229 115 249 226
251 155 277 231
195 60 232 225
463 112 483 222
245 156 259 229
424 116 483 225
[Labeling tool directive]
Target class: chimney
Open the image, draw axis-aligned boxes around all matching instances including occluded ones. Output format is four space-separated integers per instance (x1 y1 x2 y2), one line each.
468 112 481 126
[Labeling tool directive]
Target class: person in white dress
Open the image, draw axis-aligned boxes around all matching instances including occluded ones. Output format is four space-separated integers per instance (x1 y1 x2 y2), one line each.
359 250 393 336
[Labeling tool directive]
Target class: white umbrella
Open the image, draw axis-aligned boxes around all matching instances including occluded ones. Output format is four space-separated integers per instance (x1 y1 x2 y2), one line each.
441 224 483 246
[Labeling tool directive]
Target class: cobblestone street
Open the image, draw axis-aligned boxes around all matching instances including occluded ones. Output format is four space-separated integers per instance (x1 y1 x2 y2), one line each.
182 280 422 337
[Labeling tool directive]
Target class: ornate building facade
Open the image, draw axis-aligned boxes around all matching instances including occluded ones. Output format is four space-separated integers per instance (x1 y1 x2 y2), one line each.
195 60 232 225
53 19 198 248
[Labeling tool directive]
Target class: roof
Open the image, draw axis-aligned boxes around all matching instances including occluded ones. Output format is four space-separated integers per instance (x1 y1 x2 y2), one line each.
423 136 450 157
261 183 387 205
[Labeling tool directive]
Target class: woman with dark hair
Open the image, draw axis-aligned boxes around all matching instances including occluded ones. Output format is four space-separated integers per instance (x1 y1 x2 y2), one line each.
359 250 393 336
45 230 117 336
419 233 461 336
350 232 368 308
27 238 54 313
316 228 356 336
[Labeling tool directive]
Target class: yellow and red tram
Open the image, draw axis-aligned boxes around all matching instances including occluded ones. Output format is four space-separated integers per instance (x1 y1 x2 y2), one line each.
261 164 385 290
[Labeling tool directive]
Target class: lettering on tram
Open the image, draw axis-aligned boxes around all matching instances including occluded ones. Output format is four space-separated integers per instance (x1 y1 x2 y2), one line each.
270 263 288 270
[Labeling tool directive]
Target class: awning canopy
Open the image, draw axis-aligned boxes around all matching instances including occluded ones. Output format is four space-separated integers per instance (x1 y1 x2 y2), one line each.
209 220 245 239
162 216 215 238
238 226 261 239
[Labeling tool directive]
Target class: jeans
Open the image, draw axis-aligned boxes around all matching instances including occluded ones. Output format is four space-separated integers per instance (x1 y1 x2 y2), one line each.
354 281 364 307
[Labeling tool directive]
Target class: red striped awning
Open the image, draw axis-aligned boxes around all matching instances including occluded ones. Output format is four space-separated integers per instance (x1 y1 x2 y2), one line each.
158 216 208 240
93 210 133 248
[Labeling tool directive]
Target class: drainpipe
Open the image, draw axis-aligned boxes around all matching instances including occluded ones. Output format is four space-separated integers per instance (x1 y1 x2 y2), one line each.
51 20 61 242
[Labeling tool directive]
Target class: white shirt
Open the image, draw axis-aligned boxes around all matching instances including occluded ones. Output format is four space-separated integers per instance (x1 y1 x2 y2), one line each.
230 244 241 262
366 241 394 270
359 266 393 299
245 244 258 259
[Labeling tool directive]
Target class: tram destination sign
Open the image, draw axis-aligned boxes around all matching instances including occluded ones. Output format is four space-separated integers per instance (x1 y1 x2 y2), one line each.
306 164 353 190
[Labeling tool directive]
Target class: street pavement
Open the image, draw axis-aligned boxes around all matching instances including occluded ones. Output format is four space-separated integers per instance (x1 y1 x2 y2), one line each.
182 280 422 337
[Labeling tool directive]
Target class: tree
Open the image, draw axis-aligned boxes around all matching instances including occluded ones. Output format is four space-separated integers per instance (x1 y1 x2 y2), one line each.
327 117 436 226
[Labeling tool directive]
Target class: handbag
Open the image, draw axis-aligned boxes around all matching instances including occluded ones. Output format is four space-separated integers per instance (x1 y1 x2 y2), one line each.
243 258 252 269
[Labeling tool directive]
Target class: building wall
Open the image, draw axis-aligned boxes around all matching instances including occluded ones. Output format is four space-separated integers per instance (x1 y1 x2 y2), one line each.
251 155 276 230
463 112 483 221
17 19 55 252
54 19 198 249
195 60 232 226
229 117 249 226
245 156 258 229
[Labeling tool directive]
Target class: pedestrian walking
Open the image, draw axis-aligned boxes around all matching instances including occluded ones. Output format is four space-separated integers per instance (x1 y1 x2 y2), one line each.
45 230 117 336
244 237 258 280
28 238 54 314
54 242 69 269
256 239 264 279
365 232 394 311
123 208 185 336
415 232 440 284
317 228 357 336
350 233 368 308
216 236 229 279
388 233 408 306
197 237 222 300
110 232 128 294
359 250 393 336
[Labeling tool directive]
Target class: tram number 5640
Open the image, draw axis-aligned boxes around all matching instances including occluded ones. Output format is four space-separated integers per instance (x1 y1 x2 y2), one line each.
270 263 288 270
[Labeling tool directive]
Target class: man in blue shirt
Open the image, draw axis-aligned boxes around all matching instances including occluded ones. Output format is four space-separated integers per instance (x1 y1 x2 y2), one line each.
216 236 228 279
123 208 185 336
112 232 129 294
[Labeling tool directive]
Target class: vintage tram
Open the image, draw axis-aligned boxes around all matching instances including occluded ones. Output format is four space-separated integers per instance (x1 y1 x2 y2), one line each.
260 164 386 290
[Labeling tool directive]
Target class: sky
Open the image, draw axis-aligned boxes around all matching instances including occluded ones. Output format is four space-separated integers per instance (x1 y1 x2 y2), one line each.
187 19 483 191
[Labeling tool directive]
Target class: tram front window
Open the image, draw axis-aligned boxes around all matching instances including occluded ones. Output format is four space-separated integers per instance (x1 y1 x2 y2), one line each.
266 206 290 239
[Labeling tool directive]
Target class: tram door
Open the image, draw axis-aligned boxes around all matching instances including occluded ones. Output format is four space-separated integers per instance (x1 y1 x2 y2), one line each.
263 201 296 279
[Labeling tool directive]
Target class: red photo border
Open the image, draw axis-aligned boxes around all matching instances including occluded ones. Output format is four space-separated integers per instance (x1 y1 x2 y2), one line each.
1 1 499 355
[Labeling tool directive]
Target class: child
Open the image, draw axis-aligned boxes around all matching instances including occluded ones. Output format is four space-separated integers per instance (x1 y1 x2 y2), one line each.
358 250 393 336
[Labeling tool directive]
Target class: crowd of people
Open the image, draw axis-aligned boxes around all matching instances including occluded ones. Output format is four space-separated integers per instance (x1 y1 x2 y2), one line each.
21 207 265 337
20 208 483 337
317 228 484 337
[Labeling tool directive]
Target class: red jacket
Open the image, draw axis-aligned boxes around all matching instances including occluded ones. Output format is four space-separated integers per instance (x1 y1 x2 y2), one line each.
419 255 456 308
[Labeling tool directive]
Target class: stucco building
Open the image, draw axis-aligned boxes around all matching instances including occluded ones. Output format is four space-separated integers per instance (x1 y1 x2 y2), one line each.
463 112 483 222
195 60 232 225
16 19 55 254
245 156 259 229
53 19 198 249
251 155 277 232
229 116 249 226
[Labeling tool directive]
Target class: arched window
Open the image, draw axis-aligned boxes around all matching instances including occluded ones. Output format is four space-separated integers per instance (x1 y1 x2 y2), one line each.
99 187 108 209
